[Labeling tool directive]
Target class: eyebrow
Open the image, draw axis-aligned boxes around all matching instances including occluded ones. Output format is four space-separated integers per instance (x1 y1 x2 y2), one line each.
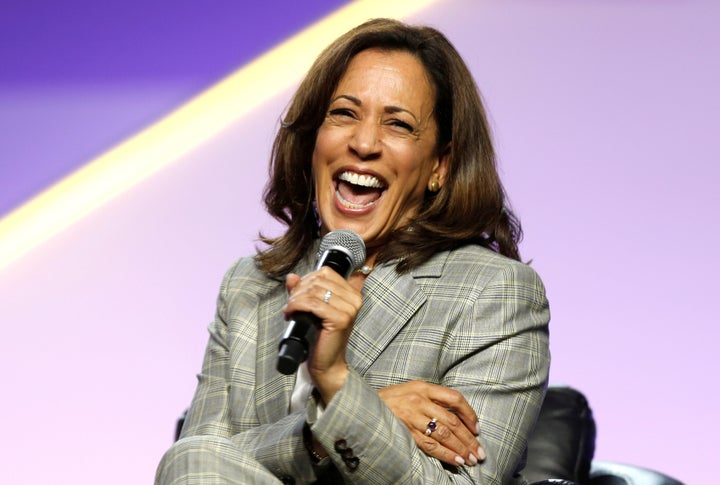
330 94 420 123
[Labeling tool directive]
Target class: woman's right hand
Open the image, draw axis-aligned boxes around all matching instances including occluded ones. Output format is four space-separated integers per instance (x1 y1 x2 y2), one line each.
378 381 486 467
284 268 363 404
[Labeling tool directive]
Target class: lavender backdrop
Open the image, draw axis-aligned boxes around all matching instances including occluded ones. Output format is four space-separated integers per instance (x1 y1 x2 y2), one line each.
1 1 717 483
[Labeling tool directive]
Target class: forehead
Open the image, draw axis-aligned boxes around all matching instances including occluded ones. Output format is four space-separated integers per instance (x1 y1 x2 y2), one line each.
334 48 435 109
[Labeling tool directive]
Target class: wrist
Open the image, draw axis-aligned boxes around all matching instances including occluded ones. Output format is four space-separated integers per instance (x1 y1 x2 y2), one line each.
312 364 349 405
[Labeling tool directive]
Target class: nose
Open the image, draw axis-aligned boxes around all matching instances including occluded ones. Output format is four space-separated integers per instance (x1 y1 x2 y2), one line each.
348 119 381 161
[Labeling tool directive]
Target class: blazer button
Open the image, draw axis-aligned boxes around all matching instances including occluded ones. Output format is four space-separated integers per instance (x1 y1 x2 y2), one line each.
344 455 360 471
334 439 359 471
334 439 348 452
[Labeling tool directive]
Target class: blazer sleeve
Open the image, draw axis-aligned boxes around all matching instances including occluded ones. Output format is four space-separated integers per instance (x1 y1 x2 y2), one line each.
177 260 319 483
309 260 550 485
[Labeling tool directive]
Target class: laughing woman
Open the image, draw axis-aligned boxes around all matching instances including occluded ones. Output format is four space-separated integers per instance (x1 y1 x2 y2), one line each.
156 18 550 485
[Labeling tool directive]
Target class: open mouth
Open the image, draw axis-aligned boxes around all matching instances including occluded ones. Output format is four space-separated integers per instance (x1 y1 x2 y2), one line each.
334 171 386 209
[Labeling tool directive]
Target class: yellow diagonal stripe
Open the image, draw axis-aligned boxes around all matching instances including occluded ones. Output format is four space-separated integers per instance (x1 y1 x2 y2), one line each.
0 0 441 271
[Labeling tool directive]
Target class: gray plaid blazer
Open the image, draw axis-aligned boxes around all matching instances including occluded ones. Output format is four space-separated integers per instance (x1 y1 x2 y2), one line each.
159 244 550 485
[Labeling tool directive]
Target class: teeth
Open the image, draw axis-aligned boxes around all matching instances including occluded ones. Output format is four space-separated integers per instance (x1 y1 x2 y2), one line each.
338 172 384 188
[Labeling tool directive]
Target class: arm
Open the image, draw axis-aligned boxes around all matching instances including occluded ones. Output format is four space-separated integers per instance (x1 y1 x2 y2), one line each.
449 262 550 483
178 260 318 482
306 261 550 484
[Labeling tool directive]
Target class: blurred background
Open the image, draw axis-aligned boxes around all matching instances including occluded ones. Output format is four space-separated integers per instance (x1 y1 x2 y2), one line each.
1 0 716 483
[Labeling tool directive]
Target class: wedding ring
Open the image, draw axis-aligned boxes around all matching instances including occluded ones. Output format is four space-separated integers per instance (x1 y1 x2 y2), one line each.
323 290 332 304
425 417 438 436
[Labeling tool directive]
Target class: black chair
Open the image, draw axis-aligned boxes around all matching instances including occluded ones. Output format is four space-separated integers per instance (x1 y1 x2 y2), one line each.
525 386 684 485
174 386 684 484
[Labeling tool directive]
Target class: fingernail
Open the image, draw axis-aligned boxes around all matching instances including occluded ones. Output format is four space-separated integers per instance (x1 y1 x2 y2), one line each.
454 455 465 466
475 421 481 434
477 446 486 461
467 453 478 466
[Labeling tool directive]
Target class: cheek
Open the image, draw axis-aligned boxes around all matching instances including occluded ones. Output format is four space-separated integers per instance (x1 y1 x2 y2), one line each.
311 138 327 179
313 125 339 158
396 153 436 201
312 127 346 182
311 148 333 204
397 149 434 184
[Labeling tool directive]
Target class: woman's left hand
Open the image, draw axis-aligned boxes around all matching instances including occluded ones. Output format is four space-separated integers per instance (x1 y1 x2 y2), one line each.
283 267 364 403
378 380 486 467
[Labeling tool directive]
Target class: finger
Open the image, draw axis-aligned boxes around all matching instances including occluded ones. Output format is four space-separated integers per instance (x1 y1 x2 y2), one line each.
378 382 479 452
378 381 485 464
285 273 302 294
420 411 481 465
288 268 359 306
411 428 469 467
443 409 486 462
423 383 480 435
284 291 357 330
417 382 483 460
379 394 474 466
283 275 361 331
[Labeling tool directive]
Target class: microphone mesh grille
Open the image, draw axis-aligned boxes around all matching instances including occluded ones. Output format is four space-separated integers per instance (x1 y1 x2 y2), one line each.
318 229 367 271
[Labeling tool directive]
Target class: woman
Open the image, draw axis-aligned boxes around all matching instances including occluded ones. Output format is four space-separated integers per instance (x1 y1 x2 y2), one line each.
157 18 550 485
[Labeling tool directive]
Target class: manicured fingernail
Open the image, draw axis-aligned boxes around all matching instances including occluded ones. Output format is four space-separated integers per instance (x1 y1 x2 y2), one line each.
475 421 481 434
454 455 465 465
477 446 486 461
467 453 478 466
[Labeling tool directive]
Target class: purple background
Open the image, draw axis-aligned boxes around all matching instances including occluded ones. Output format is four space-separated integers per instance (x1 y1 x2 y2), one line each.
1 1 717 483
0 0 347 216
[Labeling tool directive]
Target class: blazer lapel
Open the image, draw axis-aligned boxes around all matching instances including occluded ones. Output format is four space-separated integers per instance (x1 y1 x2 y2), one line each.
347 254 446 375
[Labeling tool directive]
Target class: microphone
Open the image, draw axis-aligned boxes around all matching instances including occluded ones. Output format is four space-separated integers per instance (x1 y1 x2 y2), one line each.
277 229 366 375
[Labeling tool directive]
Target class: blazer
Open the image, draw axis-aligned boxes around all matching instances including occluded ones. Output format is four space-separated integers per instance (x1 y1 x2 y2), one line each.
173 243 550 484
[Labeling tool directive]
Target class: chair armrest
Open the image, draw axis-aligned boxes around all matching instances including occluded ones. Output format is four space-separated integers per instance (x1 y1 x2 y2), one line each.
589 461 684 485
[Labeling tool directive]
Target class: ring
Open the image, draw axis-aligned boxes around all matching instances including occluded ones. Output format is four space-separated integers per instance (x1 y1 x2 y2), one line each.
424 418 438 436
323 290 332 304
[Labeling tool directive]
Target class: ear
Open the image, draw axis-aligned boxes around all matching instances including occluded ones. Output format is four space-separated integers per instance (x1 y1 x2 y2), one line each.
432 143 451 188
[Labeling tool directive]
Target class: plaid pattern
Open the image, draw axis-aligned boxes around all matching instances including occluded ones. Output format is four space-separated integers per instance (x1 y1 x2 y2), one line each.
159 244 550 484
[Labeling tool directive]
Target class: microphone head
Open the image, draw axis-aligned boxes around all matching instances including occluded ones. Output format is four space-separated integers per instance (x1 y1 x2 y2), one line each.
318 229 366 272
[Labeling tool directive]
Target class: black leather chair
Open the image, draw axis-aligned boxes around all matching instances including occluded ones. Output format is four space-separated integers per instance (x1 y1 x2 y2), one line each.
173 386 684 484
525 386 684 485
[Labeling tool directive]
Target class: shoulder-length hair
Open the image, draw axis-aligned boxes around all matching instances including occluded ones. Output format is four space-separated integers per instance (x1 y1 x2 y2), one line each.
257 18 522 276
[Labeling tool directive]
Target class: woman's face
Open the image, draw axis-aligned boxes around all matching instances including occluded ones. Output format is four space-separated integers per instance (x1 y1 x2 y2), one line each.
312 48 448 255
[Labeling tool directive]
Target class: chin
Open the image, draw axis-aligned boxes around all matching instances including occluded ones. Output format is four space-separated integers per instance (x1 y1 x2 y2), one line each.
320 219 366 241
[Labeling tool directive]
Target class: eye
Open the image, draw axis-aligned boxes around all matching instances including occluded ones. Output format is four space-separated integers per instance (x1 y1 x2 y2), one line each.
388 119 414 133
328 108 356 119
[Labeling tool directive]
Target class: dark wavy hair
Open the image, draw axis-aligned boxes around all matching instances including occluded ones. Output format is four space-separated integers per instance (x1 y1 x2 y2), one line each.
257 18 522 276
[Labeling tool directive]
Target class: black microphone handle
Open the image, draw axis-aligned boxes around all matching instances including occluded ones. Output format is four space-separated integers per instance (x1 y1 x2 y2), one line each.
277 312 319 375
276 247 355 375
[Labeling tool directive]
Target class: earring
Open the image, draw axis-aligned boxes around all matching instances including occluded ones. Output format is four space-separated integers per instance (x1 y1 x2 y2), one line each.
429 178 440 192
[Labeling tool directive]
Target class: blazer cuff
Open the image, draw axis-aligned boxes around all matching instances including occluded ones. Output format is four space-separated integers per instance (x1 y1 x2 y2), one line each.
309 368 417 480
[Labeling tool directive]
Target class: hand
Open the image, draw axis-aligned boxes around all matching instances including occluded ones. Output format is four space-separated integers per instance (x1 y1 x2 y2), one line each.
378 381 486 467
284 268 363 403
